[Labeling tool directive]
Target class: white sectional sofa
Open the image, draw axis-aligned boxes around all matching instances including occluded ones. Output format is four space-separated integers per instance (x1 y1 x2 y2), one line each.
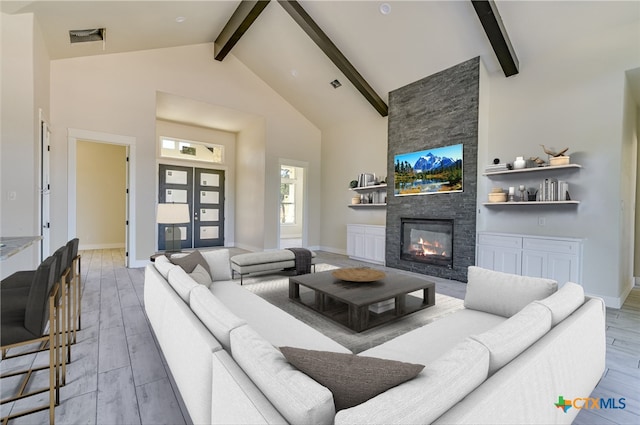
144 250 606 425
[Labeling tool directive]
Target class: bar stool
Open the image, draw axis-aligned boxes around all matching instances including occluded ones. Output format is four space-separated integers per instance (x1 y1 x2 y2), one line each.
65 238 81 343
1 245 72 368
0 255 64 425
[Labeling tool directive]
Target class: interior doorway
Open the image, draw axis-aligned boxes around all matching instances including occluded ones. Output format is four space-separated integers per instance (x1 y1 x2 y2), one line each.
279 162 306 248
76 141 127 250
68 129 135 267
39 111 51 260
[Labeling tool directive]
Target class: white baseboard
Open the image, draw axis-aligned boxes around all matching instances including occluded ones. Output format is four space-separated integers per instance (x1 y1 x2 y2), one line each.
317 245 347 256
79 242 125 251
590 277 635 309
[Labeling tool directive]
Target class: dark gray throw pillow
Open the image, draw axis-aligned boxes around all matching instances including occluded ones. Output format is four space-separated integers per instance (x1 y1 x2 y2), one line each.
170 250 211 277
280 346 424 411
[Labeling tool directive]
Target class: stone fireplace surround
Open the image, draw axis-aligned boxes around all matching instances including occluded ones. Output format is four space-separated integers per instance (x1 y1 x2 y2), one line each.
385 57 479 282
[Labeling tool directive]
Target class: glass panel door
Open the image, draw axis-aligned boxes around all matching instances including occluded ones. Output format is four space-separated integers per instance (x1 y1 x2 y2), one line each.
158 164 193 250
194 168 224 247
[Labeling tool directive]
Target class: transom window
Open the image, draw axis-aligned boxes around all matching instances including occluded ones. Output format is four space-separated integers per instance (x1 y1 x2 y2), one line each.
160 136 224 164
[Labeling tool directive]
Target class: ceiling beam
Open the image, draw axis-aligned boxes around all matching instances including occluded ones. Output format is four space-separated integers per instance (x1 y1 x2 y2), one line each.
214 0 270 61
471 0 519 77
278 0 388 117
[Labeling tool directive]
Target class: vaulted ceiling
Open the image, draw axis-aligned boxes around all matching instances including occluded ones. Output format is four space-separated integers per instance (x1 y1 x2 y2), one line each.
3 1 639 130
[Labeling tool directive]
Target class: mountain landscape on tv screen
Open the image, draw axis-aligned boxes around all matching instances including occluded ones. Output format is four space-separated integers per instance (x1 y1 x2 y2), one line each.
413 152 458 173
394 145 463 196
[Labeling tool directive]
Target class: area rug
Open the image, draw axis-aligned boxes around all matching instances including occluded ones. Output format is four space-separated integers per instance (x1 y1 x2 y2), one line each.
242 264 464 353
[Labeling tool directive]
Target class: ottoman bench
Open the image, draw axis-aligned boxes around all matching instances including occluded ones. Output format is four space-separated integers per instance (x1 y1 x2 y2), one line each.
230 249 316 284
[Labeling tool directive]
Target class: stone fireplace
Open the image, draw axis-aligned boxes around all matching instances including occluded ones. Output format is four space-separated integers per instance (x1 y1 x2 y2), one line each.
386 57 479 282
400 218 453 268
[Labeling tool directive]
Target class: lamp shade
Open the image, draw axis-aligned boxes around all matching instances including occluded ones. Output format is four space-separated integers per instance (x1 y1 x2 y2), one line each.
156 203 190 224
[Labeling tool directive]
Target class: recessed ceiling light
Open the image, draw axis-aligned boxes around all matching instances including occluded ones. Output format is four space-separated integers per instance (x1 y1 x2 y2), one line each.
379 3 391 15
175 16 186 23
330 79 342 89
291 69 299 78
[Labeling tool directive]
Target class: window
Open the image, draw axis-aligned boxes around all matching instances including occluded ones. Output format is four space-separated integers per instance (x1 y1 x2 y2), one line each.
280 166 297 224
159 136 224 164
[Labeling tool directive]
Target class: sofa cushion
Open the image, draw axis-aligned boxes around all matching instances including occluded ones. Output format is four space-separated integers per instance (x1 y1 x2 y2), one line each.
360 308 505 366
280 346 424 411
535 281 585 326
154 255 175 279
230 324 335 425
201 249 232 281
211 281 351 353
464 266 557 317
189 264 213 287
170 250 211 276
334 338 490 425
189 285 246 351
167 266 198 303
470 301 552 375
230 250 294 267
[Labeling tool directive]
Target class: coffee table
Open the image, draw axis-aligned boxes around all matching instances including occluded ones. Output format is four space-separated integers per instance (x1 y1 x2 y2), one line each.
289 269 435 332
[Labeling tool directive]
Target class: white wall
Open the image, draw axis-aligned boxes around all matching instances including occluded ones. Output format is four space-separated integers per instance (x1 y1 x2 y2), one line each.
1 12 49 277
48 44 320 264
320 117 388 254
476 21 640 306
235 117 266 252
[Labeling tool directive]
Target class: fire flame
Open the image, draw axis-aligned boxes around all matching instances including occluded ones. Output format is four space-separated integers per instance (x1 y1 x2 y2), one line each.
418 238 444 256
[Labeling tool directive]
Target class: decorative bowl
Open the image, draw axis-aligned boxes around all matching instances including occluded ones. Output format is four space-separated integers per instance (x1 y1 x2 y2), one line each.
332 268 386 282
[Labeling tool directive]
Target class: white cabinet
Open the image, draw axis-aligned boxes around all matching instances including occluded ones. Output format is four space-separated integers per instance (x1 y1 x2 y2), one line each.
347 224 386 265
477 232 582 284
476 233 522 274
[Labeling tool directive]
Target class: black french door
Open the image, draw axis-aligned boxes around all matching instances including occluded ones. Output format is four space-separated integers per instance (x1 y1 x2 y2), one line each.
194 168 225 247
158 164 225 250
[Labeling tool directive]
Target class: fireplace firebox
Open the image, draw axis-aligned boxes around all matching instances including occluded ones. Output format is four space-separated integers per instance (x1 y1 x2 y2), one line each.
400 218 453 268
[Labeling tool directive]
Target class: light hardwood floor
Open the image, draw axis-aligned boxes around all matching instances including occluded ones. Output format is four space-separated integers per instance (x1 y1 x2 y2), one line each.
1 248 638 424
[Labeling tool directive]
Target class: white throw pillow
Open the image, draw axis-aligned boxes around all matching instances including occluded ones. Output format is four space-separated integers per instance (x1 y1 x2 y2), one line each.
201 249 232 281
464 266 557 317
535 281 585 326
189 264 213 288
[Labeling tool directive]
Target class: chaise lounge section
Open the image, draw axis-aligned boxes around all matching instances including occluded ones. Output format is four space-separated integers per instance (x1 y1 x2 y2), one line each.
230 249 316 284
144 250 606 424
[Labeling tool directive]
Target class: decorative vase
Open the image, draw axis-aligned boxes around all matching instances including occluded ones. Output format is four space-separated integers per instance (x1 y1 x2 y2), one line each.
513 156 526 170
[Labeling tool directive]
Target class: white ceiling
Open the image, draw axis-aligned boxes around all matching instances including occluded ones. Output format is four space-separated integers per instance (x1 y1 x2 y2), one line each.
3 0 639 130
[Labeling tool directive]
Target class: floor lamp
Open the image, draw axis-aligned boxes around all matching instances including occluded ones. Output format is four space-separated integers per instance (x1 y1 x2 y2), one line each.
157 203 190 253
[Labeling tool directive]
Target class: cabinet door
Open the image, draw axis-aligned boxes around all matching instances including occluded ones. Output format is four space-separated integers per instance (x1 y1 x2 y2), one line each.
364 226 386 264
346 229 356 257
477 245 521 274
547 253 579 284
347 225 364 257
522 250 547 278
353 232 366 259
372 234 386 264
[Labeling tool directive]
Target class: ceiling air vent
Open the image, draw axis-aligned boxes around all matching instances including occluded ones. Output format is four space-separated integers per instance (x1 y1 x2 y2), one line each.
69 28 105 44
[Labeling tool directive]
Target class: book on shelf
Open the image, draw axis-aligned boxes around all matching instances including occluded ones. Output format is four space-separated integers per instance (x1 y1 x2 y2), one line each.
539 179 569 201
484 163 508 173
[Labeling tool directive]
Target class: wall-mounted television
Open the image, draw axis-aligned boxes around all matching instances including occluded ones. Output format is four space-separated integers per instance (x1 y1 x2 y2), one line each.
394 143 463 196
